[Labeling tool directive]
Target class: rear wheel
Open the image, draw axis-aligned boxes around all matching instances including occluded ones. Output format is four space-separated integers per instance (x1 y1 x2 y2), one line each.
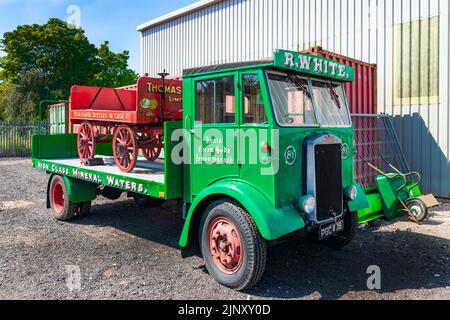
76 202 92 219
200 200 267 291
406 198 428 222
49 175 78 222
113 126 138 173
142 134 163 162
133 194 163 208
318 209 359 250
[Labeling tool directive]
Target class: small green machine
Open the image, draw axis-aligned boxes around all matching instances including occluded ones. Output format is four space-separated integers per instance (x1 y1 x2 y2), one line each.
358 156 439 224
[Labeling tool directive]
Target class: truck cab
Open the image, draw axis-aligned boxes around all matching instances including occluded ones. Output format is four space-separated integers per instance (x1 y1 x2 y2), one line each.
180 50 368 289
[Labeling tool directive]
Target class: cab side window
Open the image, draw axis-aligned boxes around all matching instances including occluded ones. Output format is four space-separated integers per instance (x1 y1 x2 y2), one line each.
196 76 235 124
243 75 267 124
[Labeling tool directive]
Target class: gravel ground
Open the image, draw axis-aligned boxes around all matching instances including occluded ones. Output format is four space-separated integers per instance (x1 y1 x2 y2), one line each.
0 158 449 300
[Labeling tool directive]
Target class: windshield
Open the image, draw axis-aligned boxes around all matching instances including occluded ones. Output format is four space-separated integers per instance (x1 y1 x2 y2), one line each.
267 72 351 127
267 73 317 126
311 80 351 126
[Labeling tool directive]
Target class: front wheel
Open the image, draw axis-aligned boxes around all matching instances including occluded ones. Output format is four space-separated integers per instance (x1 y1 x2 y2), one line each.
200 201 267 291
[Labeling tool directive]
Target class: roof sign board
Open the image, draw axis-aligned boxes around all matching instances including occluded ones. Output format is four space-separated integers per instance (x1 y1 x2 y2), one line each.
274 49 355 82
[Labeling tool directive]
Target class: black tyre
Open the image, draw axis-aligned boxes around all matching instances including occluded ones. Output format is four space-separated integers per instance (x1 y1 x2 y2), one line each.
406 198 428 222
319 209 359 250
49 175 78 222
133 194 164 208
199 200 267 291
76 202 92 219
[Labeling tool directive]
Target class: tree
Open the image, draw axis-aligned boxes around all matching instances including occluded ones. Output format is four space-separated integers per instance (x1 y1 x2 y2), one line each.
90 41 138 88
0 84 38 121
0 19 138 120
1 18 98 100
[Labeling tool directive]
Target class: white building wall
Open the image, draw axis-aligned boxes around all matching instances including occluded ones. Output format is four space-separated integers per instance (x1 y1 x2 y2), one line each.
140 0 450 197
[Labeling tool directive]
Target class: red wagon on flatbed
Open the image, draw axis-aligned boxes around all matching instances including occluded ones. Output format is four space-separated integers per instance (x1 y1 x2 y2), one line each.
70 76 183 172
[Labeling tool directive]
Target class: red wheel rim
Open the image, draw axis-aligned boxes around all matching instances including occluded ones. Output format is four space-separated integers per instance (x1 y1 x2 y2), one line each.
142 134 162 161
77 123 96 163
143 146 162 161
52 181 65 215
113 126 138 173
208 217 244 275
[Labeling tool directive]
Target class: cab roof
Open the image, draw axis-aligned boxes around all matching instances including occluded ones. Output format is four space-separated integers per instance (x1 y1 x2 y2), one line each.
183 49 355 82
183 59 273 76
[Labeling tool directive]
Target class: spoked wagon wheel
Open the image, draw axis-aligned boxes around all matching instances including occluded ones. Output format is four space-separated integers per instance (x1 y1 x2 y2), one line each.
143 135 163 162
113 125 138 173
77 122 96 164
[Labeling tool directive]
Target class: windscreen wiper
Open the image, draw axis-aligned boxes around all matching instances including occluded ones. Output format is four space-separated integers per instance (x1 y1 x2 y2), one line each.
287 74 312 100
328 82 342 109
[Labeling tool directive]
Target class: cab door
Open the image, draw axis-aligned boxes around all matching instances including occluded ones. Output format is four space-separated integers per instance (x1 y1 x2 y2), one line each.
188 72 240 199
237 71 276 205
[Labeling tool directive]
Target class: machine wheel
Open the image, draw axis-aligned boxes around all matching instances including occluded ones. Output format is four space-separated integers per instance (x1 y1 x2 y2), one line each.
143 146 162 162
49 175 78 222
199 200 267 291
76 202 92 219
406 198 428 222
77 122 96 164
142 135 163 162
133 194 164 208
113 126 138 173
319 209 359 250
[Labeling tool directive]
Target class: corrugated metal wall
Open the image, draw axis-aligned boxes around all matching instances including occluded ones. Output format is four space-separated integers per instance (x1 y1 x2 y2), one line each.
140 0 450 197
303 46 377 115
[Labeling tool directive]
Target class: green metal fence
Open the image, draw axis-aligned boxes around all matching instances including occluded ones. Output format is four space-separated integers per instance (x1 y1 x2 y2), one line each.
0 121 47 158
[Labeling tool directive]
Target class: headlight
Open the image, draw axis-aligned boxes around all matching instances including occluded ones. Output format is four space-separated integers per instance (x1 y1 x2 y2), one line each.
345 185 358 201
298 195 316 215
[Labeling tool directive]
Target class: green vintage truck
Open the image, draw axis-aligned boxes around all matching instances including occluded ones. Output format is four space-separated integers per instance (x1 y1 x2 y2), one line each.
33 49 369 290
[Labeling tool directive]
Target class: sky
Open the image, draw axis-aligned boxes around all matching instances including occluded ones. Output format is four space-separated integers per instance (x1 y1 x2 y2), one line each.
0 0 198 72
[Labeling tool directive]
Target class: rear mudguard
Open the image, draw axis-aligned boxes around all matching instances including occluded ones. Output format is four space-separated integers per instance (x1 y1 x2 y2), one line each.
47 174 97 208
179 180 306 248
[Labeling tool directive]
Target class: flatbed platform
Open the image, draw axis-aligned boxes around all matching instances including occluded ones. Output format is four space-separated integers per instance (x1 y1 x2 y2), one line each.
47 157 166 184
32 122 183 200
33 155 181 200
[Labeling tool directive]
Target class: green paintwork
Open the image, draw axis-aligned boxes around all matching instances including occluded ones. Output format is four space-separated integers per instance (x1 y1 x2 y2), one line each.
33 134 78 159
348 182 370 213
357 174 425 223
357 190 385 224
62 175 97 203
179 179 306 247
377 174 423 220
179 50 367 247
274 49 355 82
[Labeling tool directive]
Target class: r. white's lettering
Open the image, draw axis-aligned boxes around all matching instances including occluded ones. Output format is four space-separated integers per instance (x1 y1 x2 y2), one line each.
299 55 312 71
284 52 295 67
276 50 352 81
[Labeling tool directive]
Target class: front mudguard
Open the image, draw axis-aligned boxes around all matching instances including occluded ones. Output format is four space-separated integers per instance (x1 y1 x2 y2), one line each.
348 182 370 212
179 180 306 248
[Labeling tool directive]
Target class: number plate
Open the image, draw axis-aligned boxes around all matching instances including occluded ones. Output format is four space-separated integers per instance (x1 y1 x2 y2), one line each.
319 219 345 240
